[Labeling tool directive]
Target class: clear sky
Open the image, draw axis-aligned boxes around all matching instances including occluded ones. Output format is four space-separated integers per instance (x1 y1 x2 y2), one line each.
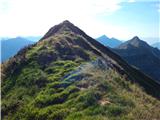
0 0 159 43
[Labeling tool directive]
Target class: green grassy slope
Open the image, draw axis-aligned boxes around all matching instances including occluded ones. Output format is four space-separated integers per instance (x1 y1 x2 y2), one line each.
2 59 160 120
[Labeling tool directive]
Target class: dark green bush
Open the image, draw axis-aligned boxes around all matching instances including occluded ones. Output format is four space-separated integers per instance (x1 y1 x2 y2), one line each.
16 68 48 87
77 91 101 109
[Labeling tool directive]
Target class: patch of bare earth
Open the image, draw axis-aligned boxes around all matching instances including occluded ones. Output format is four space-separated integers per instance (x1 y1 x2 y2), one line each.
98 99 111 106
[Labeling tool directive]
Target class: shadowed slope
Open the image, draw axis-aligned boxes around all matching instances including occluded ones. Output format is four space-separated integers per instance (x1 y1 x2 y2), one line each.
113 36 160 82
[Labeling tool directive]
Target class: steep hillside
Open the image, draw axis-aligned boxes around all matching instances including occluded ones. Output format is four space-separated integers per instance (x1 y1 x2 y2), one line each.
1 37 34 62
1 21 160 120
96 35 122 48
113 36 160 82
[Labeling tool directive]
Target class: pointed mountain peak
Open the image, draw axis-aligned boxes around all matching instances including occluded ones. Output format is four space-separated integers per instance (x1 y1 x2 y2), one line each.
96 35 122 48
129 36 149 47
41 20 85 40
96 35 110 41
117 36 150 49
62 20 72 24
60 20 75 28
132 36 140 41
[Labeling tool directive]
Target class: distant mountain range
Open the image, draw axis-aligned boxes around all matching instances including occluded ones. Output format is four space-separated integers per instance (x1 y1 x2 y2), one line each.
96 35 122 48
2 20 160 119
152 42 160 49
113 36 160 82
1 37 35 62
1 36 41 62
0 36 41 42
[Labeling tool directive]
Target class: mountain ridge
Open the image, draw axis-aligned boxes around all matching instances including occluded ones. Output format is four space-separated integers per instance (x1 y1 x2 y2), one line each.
2 20 160 97
2 20 160 120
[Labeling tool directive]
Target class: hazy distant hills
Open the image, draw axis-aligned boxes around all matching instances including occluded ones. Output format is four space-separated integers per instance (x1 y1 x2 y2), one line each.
1 36 41 62
2 20 160 120
152 42 160 49
0 36 41 42
1 37 35 62
96 35 122 48
113 36 160 82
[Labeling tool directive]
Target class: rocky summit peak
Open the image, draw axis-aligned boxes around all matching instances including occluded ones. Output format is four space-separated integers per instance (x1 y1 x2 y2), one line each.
117 36 150 49
129 36 150 48
41 20 84 40
60 20 75 28
132 36 140 41
62 20 72 24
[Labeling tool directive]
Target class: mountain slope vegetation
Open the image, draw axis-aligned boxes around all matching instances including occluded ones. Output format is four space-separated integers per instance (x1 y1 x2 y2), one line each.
1 21 160 120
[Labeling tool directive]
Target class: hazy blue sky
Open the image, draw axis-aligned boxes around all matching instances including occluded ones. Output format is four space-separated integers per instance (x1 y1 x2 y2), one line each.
0 0 159 43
